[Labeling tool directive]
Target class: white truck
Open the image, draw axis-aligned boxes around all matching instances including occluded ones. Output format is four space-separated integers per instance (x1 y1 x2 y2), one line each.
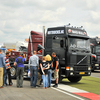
15 41 28 52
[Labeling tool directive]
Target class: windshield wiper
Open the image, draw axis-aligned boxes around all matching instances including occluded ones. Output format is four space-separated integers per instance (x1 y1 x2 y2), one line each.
81 49 90 53
71 49 79 52
81 50 85 52
86 50 90 53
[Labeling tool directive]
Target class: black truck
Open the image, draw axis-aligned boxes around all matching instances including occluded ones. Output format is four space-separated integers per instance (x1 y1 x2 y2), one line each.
90 37 100 71
42 25 91 83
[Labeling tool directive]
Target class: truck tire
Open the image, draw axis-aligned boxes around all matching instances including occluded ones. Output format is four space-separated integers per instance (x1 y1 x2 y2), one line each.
51 70 56 83
10 66 16 79
91 68 94 72
58 67 63 83
68 76 82 83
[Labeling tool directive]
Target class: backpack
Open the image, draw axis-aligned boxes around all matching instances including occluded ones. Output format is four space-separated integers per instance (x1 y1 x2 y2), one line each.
17 57 24 64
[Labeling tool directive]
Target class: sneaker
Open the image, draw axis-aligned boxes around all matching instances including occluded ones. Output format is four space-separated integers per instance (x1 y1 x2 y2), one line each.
33 86 38 88
20 86 23 88
3 84 8 86
9 83 13 86
0 86 4 88
36 85 40 87
42 87 45 89
52 84 56 87
54 84 58 88
31 86 34 88
48 85 51 88
6 84 9 86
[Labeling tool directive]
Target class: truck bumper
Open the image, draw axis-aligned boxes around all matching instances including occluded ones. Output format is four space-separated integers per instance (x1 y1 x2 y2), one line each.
65 70 91 77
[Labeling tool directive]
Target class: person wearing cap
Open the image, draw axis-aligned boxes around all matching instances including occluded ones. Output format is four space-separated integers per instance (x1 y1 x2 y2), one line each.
0 49 7 88
14 52 26 88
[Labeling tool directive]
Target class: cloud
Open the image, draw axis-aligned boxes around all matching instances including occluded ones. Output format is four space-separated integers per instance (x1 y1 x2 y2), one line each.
0 0 100 43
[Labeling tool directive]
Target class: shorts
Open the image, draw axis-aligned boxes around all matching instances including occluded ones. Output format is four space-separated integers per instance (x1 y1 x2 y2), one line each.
54 69 59 79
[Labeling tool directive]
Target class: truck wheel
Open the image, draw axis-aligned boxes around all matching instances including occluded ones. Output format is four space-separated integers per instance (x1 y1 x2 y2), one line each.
58 68 63 83
10 66 16 79
58 75 63 83
91 68 94 72
68 76 82 83
51 70 56 83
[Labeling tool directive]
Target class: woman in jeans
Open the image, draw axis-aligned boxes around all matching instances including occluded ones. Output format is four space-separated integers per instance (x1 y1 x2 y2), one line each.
40 56 49 89
45 54 53 87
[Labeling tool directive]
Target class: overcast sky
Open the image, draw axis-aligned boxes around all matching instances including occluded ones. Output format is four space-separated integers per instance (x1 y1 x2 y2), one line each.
0 0 100 43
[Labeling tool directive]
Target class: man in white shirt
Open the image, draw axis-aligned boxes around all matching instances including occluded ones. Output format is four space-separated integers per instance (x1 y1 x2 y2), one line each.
28 50 39 88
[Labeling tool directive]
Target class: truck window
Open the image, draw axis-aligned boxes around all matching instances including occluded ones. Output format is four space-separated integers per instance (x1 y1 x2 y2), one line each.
60 40 64 47
69 37 90 50
52 37 65 48
95 46 100 53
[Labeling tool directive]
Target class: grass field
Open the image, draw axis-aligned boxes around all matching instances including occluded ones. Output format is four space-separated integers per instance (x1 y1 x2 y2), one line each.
62 76 100 95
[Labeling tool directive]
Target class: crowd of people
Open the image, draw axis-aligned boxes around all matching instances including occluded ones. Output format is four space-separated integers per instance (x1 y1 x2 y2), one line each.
0 49 59 89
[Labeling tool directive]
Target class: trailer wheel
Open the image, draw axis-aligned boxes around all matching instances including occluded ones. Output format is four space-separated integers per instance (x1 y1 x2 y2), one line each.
68 76 82 83
10 66 16 79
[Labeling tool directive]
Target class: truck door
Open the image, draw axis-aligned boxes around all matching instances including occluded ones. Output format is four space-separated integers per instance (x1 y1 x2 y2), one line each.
52 36 65 66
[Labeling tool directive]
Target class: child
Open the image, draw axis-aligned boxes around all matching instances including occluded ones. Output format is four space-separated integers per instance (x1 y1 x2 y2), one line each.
40 56 49 89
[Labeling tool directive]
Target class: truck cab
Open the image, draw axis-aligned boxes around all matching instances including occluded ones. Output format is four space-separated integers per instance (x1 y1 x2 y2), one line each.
10 31 43 78
45 25 91 82
90 37 100 71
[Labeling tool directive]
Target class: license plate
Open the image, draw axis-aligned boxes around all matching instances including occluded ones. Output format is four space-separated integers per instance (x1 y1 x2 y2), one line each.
80 72 85 74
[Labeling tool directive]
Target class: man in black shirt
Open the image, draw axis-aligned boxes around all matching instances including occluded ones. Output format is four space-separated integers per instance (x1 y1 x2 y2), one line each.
52 52 59 88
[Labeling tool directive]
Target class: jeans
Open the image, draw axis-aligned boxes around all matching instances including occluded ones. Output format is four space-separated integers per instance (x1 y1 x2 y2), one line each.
16 67 24 87
30 66 38 87
48 69 51 87
7 69 12 85
3 67 7 85
42 74 48 88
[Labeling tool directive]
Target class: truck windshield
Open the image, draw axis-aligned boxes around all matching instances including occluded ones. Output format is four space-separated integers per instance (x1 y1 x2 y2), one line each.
95 46 100 53
69 37 90 50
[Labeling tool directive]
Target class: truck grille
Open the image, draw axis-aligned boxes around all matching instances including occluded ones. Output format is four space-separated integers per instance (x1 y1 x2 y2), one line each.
77 55 87 64
74 66 88 71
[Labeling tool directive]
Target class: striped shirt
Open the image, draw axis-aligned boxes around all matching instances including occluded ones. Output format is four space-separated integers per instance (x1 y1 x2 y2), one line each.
5 57 10 67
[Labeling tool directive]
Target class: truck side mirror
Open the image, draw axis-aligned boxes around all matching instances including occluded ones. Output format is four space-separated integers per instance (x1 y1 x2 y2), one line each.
37 44 45 52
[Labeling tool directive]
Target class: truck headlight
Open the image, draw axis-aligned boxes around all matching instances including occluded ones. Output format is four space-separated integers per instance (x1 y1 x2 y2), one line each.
88 67 91 70
95 64 99 66
70 72 73 75
70 67 73 70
